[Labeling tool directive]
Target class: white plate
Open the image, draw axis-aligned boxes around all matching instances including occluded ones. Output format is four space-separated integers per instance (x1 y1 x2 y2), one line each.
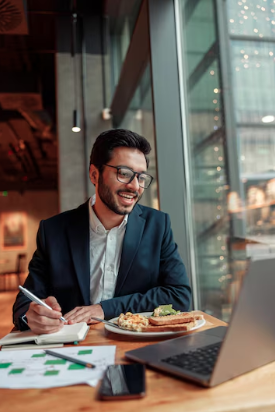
104 312 206 337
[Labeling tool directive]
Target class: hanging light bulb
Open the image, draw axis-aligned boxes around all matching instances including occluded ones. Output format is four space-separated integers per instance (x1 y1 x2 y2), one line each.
71 11 81 133
72 109 81 132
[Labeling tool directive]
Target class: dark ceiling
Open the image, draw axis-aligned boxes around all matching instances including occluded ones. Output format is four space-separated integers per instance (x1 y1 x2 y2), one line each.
0 0 103 192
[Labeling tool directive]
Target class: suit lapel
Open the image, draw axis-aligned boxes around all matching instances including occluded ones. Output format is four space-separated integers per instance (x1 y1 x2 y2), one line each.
66 201 90 305
115 205 145 295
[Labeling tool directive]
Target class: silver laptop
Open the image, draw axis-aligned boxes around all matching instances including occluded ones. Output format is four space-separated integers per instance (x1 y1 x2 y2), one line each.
125 256 275 387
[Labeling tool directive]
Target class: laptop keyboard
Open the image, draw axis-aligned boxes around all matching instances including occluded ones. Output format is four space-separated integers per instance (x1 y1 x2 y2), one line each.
161 342 222 376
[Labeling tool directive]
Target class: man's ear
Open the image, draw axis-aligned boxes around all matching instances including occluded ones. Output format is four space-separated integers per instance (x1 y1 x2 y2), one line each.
89 164 99 186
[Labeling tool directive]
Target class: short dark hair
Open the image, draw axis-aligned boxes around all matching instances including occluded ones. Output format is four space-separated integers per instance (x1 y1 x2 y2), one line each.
90 129 151 172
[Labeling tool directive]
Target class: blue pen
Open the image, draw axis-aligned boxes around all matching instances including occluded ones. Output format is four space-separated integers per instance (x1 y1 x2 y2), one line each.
19 285 67 322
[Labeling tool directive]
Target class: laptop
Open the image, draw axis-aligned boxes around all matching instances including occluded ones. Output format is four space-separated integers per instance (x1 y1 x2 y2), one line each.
125 255 275 387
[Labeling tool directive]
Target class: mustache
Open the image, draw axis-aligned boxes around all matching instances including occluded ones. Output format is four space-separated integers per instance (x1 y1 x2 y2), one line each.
117 189 139 197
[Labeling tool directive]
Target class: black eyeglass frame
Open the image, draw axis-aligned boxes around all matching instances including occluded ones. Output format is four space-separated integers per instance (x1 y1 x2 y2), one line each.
103 164 154 189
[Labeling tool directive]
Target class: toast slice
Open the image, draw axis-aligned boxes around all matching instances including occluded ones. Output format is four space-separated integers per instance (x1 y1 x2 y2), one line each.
142 321 196 332
149 311 204 326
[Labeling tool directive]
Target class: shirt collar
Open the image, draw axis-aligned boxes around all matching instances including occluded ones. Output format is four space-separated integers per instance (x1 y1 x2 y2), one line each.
89 194 128 234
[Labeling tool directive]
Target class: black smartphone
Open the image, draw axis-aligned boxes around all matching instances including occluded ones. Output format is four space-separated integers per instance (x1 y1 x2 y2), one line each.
98 364 146 400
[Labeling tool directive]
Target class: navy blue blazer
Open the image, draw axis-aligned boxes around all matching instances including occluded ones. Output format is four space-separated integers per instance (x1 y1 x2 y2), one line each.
13 201 191 330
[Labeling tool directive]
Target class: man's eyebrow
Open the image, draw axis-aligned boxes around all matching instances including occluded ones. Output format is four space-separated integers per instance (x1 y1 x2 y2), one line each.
115 165 148 173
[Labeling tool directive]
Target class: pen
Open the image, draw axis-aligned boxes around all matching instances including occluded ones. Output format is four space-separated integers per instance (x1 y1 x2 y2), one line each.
45 349 96 369
18 285 67 322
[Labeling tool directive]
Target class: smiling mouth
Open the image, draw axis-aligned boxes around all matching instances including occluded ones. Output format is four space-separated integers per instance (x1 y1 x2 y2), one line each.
117 191 138 203
119 193 136 199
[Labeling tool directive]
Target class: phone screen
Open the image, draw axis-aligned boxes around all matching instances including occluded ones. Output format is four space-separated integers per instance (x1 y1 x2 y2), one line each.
98 364 146 400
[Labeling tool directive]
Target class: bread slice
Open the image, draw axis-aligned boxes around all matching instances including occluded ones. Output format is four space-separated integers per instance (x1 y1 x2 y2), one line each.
142 321 196 333
149 311 203 326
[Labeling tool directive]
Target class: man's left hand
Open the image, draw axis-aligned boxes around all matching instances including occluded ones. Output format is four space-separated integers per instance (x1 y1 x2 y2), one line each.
64 304 104 324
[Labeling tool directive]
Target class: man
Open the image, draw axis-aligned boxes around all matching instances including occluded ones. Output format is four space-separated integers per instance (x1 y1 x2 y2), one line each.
13 129 191 334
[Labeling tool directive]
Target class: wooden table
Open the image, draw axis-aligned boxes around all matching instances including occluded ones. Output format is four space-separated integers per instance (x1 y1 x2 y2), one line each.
1 312 275 412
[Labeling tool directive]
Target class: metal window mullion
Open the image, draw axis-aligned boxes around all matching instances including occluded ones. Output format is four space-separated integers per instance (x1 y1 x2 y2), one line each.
174 0 199 310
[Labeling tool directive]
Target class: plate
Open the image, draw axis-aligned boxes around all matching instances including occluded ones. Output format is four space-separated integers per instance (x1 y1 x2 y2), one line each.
104 312 206 337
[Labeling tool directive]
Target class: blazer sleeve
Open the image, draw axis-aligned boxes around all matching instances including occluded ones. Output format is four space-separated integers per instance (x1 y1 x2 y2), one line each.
101 213 192 319
12 220 51 330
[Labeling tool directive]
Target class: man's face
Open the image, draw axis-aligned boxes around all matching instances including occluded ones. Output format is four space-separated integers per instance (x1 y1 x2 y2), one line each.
96 147 147 215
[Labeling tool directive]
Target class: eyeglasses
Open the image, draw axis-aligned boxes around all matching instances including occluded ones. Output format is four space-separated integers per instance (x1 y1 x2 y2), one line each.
103 164 153 189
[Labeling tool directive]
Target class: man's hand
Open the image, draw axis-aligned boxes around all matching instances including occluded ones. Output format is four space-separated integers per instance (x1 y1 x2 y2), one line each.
25 296 64 335
64 304 104 324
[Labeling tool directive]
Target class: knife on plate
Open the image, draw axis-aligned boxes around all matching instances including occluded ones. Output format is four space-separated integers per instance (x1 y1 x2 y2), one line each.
90 317 121 328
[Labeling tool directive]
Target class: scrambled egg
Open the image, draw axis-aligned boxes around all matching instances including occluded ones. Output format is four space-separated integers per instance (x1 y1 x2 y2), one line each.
118 312 149 332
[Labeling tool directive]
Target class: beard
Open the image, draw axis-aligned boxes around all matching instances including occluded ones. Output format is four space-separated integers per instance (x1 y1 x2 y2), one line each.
98 174 143 215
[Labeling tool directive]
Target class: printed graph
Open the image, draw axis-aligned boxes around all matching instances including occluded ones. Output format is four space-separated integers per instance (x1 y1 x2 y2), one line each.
0 346 116 389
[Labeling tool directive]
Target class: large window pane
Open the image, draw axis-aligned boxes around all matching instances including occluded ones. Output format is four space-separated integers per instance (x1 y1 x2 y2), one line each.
103 1 142 107
178 0 275 320
119 64 159 210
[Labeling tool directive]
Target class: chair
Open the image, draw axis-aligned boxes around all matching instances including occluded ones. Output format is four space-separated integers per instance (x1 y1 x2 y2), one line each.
0 253 26 291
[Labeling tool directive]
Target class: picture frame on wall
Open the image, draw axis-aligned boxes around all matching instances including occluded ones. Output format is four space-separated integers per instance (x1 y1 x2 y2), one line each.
0 212 27 250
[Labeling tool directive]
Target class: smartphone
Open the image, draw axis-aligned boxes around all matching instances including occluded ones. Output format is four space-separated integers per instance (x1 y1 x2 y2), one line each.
98 364 146 400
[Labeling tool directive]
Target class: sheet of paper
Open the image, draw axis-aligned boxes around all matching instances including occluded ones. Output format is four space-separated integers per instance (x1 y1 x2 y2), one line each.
0 345 116 389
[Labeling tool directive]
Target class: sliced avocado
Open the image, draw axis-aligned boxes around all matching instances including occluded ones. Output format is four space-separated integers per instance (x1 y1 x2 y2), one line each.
152 304 180 316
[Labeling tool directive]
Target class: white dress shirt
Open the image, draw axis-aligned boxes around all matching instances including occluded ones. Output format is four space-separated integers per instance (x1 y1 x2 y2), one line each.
89 195 128 304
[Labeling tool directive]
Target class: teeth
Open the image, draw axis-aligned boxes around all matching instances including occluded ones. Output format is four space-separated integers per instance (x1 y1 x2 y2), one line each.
120 194 134 199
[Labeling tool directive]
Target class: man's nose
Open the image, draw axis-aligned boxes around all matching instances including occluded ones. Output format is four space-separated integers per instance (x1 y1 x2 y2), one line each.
127 173 140 190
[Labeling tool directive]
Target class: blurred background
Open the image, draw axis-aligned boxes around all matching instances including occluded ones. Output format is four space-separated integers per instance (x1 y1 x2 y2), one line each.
1 0 275 322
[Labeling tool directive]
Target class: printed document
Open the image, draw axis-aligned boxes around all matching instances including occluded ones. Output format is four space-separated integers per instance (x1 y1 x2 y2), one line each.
0 345 116 389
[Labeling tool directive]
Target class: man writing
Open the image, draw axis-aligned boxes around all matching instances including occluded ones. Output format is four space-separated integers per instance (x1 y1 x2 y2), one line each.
13 129 191 333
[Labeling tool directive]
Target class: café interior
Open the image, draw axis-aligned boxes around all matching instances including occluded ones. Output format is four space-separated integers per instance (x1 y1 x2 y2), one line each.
1 0 275 410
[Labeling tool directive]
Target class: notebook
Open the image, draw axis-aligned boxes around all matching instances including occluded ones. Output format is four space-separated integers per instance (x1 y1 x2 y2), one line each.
125 255 275 387
0 322 89 350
